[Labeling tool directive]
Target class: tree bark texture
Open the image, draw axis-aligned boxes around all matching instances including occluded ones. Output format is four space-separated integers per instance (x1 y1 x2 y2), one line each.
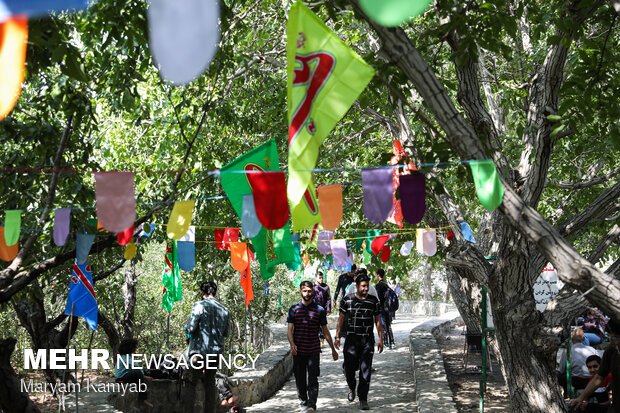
0 338 41 413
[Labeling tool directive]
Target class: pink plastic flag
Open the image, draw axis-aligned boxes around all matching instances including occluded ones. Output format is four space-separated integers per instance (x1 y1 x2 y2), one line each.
317 230 333 255
331 239 348 267
53 208 71 246
400 173 426 225
362 167 394 224
94 172 136 233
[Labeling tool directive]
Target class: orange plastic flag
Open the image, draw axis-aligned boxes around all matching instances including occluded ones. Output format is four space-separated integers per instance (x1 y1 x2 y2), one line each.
318 184 343 231
231 242 249 273
231 242 254 306
0 227 18 261
303 251 309 266
0 17 27 120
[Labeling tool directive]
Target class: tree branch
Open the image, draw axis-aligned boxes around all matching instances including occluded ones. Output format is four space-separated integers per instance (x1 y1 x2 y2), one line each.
552 165 620 189
587 224 620 264
558 179 620 237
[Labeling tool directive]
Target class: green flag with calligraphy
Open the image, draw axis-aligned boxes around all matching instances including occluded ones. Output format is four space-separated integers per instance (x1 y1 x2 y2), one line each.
162 240 183 312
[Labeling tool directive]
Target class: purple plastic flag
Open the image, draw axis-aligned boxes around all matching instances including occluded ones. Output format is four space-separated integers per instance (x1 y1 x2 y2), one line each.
76 233 95 265
331 239 348 268
362 168 394 224
317 230 333 255
53 208 71 246
400 173 426 225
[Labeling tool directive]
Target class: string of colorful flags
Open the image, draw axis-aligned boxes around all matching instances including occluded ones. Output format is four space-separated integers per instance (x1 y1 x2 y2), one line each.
2 0 500 326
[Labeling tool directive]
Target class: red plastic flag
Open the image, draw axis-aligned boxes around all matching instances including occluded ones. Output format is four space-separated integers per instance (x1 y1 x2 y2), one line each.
215 228 239 251
247 171 289 230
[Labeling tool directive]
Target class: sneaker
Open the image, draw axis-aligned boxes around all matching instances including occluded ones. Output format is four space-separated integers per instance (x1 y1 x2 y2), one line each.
347 388 356 402
390 344 396 349
359 400 369 410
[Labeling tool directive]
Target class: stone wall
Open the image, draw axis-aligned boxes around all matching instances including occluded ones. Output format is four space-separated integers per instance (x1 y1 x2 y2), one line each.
399 300 457 316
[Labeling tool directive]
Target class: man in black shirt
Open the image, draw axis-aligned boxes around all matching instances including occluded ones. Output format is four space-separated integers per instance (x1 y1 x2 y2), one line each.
335 274 383 410
375 268 395 349
333 264 356 307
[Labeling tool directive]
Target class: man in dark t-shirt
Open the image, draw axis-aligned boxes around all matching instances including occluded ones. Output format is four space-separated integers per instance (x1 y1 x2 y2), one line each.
334 264 356 306
335 274 383 411
571 320 620 413
287 280 338 413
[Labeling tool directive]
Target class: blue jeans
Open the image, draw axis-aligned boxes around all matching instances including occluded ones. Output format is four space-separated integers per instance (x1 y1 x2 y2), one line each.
583 333 602 346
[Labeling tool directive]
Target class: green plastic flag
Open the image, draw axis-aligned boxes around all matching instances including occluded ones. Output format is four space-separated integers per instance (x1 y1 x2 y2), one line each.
219 139 300 280
286 1 375 230
359 0 432 27
469 160 504 211
365 230 381 254
363 248 372 265
162 240 183 313
292 269 304 287
4 210 21 246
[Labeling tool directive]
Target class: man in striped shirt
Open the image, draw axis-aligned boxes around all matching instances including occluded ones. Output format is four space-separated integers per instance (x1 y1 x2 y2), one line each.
288 280 339 413
335 274 383 410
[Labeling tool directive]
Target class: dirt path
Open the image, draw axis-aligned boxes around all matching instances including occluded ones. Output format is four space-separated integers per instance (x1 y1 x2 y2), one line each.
434 324 510 413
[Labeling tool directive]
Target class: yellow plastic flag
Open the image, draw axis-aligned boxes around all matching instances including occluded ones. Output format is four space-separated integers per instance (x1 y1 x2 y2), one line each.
167 200 195 240
287 1 374 229
124 241 137 260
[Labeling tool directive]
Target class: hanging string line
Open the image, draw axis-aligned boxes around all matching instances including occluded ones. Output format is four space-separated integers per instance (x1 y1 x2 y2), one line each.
0 159 486 175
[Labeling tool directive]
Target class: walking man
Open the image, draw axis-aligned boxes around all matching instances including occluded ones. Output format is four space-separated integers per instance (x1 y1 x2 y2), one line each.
334 264 356 307
186 281 230 413
288 280 339 412
335 274 383 410
313 271 332 347
375 268 395 349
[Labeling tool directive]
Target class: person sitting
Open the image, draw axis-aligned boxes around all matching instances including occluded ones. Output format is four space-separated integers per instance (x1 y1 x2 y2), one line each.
216 372 244 412
115 338 154 408
558 328 598 395
582 308 607 347
571 320 620 413
572 355 611 412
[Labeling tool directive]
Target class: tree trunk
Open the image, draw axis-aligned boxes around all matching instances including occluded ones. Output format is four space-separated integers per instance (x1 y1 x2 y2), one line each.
422 259 433 301
122 260 137 339
0 338 41 413
445 267 482 334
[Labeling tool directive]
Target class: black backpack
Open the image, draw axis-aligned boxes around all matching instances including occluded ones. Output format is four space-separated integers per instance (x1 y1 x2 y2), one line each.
385 288 399 313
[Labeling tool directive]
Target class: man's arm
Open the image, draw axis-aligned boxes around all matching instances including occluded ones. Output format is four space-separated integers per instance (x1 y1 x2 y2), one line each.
287 323 297 355
185 302 200 335
570 374 604 407
334 312 346 350
321 325 339 360
334 276 343 303
326 286 332 314
375 314 384 353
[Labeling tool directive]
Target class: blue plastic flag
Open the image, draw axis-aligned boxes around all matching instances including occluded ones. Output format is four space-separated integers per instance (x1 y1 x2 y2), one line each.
460 222 477 243
0 0 88 22
64 260 98 330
